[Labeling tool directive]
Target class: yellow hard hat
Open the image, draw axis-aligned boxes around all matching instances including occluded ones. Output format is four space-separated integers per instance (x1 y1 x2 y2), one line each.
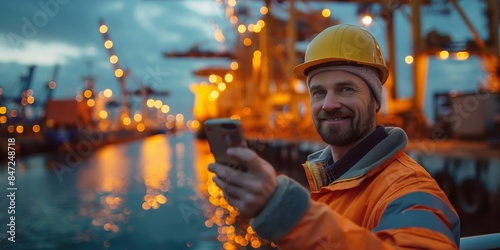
293 24 389 84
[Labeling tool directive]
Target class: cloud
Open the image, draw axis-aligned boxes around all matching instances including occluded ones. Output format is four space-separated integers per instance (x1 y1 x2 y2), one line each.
97 59 112 71
0 40 97 66
183 1 224 18
133 3 223 49
134 4 181 43
101 1 125 12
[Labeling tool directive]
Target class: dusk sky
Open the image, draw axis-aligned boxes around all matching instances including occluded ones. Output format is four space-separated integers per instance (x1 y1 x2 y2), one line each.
0 0 490 122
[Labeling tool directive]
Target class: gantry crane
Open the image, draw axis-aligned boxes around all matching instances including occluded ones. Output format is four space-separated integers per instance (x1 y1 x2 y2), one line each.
38 64 60 124
99 19 171 129
98 19 131 122
45 64 60 103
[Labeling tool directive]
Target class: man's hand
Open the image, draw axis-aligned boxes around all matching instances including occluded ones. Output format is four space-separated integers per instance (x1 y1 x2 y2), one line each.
208 147 278 218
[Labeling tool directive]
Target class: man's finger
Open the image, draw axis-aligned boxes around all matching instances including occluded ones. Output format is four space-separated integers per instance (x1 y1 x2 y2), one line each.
209 163 245 187
212 177 245 210
215 178 244 199
226 147 261 171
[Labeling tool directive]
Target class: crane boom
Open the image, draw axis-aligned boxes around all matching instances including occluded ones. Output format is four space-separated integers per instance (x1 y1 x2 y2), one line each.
98 19 130 119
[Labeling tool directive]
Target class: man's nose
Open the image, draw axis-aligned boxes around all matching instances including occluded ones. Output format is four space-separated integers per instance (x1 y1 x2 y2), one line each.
322 92 342 111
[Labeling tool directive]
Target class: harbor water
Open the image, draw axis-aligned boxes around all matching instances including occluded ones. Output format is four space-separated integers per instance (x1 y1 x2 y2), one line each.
0 132 268 250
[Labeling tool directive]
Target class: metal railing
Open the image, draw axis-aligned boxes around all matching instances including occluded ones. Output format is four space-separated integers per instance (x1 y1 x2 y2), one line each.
460 233 500 250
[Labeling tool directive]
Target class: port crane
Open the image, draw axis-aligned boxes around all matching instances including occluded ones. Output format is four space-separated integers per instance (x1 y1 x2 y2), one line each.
98 19 170 128
0 65 37 123
98 19 131 122
44 64 60 103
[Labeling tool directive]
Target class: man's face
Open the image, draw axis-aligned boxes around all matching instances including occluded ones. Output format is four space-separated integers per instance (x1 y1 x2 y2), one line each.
308 70 378 147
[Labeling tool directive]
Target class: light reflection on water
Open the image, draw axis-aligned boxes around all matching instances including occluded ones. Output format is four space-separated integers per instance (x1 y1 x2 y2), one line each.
0 132 270 249
140 135 171 210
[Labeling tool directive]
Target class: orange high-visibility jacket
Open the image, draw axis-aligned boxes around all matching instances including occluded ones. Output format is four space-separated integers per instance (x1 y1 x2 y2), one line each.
251 127 460 249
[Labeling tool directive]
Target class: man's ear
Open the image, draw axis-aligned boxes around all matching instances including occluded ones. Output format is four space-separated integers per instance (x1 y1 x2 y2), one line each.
375 99 381 113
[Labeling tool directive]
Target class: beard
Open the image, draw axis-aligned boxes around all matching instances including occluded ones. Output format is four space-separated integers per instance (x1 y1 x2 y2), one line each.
314 99 376 147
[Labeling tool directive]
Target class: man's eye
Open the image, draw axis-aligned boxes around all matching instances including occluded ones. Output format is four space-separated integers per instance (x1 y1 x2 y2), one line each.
311 90 326 97
340 87 354 92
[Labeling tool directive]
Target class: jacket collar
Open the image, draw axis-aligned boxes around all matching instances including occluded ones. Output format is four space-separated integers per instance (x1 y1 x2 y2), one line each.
305 127 408 189
324 126 388 183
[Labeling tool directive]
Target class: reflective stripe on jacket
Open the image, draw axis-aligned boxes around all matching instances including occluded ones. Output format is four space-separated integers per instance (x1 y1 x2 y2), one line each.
251 127 460 249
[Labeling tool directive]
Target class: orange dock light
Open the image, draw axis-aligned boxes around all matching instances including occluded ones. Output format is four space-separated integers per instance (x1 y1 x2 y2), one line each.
114 69 124 78
175 113 184 123
122 117 131 126
99 110 108 119
133 113 142 122
253 24 262 33
227 0 236 7
230 62 239 70
361 15 373 25
154 100 162 109
243 38 252 46
84 89 93 98
146 99 155 108
208 74 218 83
209 90 219 101
104 40 113 49
437 50 450 60
32 124 40 133
161 105 170 113
109 55 118 64
190 120 200 129
237 24 246 33
86 99 95 107
224 73 233 83
257 19 265 27
229 15 238 24
136 123 145 132
16 125 24 134
99 24 108 34
103 88 113 98
322 9 331 18
454 51 469 61
218 82 227 91
260 6 268 15
405 55 414 64
26 96 35 104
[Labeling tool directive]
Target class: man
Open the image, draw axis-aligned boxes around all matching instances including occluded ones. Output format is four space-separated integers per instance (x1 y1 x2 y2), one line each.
208 24 460 249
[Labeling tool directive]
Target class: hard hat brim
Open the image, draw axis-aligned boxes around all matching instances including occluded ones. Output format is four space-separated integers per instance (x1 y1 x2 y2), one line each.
294 58 389 84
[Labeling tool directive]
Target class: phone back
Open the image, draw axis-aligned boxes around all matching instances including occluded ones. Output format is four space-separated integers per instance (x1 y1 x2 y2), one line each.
204 118 246 165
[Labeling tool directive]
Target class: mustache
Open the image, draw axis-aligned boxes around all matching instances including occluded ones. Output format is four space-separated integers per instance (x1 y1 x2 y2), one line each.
318 109 352 119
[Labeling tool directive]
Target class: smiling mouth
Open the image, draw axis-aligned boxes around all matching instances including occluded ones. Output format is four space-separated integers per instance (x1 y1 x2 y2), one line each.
324 116 349 121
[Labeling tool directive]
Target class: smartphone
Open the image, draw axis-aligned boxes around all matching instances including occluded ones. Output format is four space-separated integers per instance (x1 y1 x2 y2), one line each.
204 118 248 171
